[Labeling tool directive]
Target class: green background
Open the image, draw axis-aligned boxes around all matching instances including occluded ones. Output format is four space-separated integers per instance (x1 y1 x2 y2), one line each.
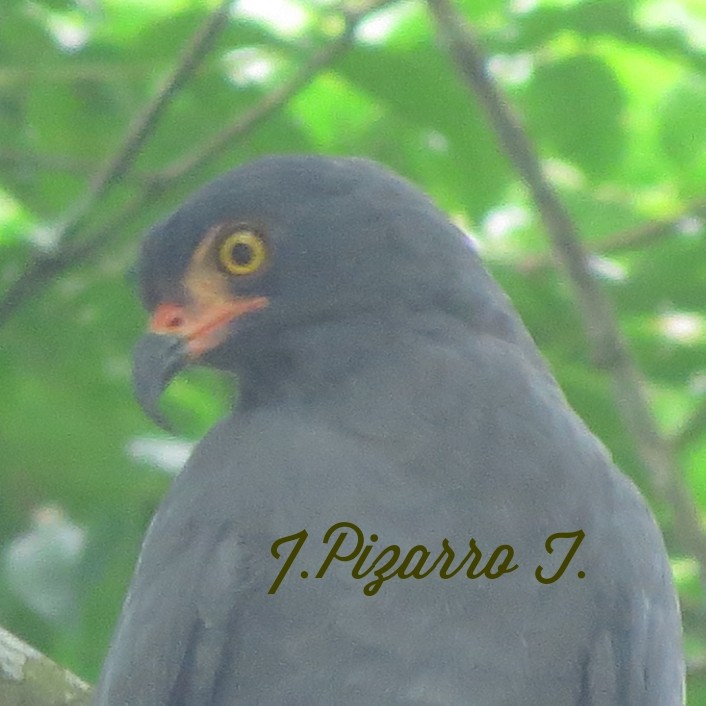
1 0 705 700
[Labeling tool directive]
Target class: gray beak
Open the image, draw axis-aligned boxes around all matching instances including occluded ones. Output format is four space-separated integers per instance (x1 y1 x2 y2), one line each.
132 333 188 430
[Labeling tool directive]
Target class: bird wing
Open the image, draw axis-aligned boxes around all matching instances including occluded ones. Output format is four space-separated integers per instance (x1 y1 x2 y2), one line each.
92 501 247 705
92 410 404 706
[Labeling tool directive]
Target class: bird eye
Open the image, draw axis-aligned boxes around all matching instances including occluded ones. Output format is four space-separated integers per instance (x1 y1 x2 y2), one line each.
217 229 268 276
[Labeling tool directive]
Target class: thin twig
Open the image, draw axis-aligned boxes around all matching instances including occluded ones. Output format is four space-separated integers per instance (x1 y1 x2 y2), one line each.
62 0 233 245
427 0 706 570
160 5 367 181
161 0 402 180
0 0 397 326
0 0 232 325
674 395 706 452
521 194 706 274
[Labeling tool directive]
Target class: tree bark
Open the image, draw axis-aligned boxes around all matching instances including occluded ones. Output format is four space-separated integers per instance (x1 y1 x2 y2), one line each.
0 626 91 706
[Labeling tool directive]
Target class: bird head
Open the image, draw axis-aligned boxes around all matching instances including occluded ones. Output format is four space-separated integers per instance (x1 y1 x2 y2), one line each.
133 155 524 426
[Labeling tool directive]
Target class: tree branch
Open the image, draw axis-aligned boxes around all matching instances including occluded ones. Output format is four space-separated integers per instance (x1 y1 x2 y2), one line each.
60 0 233 243
427 0 706 571
673 395 706 452
0 626 91 706
158 2 378 182
0 0 397 328
0 0 232 326
520 193 706 274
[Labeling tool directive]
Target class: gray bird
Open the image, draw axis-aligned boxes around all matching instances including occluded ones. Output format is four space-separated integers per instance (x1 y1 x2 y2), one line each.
95 155 684 705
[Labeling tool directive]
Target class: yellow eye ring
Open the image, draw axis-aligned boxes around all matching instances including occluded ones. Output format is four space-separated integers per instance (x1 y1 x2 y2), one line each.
217 230 268 276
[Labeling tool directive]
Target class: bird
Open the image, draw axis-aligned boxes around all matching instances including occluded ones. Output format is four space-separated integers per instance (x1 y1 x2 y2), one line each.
94 154 684 705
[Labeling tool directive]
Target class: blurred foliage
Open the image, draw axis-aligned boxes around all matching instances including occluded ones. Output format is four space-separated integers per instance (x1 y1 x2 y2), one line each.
1 0 706 699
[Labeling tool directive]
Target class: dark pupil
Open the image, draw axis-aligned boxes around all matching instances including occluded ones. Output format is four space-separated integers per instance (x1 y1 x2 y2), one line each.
231 241 253 266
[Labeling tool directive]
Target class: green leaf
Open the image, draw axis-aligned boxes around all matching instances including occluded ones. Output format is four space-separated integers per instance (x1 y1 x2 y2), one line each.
523 54 627 178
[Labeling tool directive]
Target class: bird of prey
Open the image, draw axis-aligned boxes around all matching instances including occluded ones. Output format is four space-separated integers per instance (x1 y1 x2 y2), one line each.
95 155 684 705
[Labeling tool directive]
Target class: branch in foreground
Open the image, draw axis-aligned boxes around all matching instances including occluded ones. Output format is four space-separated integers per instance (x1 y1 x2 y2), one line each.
426 0 706 571
0 626 91 706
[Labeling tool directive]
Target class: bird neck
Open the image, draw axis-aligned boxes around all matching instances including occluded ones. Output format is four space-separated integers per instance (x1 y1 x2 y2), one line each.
233 310 447 410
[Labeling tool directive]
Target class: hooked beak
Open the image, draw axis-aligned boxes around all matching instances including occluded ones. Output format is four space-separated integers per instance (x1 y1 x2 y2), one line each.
132 297 269 428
